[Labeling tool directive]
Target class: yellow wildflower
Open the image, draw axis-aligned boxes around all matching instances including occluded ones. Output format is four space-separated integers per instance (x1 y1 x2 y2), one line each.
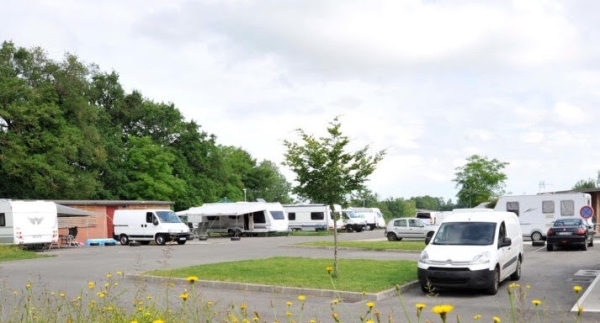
298 295 306 301
493 316 501 323
240 302 247 310
326 266 333 274
179 292 189 301
88 281 95 290
432 304 454 315
573 285 583 294
116 271 123 276
186 276 199 284
532 299 542 306
285 311 292 317
577 305 584 316
152 320 165 323
207 301 214 306
332 299 339 305
106 273 112 279
366 301 375 309
286 301 293 307
474 314 481 320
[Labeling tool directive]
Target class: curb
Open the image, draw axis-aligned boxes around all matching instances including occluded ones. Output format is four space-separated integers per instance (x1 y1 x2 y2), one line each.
125 274 419 302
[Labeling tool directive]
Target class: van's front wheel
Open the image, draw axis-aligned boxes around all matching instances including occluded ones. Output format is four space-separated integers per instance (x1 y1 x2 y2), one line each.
155 234 167 245
486 268 500 295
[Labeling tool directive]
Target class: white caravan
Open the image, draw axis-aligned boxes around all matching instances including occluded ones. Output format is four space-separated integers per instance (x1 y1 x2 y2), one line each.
113 209 191 245
416 210 447 225
494 192 593 243
348 207 386 230
283 204 345 231
177 202 289 237
0 200 59 249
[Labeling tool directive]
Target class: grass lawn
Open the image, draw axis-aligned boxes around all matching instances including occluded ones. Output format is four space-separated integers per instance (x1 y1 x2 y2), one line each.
297 239 426 252
147 256 418 293
0 245 49 262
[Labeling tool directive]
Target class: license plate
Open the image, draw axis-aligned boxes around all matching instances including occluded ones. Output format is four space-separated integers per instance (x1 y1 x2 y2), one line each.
558 232 571 236
33 235 41 238
180 237 186 240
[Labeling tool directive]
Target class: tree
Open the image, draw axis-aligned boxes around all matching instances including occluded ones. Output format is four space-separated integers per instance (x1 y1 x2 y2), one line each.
453 155 509 207
573 171 600 190
282 116 386 276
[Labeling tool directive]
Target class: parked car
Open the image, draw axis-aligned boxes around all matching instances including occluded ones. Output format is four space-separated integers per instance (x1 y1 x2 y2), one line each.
546 217 594 251
385 218 437 241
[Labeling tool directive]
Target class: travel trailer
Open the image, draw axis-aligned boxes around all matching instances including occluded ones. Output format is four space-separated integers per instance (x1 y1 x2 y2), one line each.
113 209 191 245
348 207 386 229
0 200 59 249
177 202 289 237
418 210 523 295
416 210 446 225
283 203 345 231
494 192 593 244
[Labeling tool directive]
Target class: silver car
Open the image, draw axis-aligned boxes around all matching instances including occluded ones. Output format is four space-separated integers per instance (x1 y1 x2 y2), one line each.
385 217 437 241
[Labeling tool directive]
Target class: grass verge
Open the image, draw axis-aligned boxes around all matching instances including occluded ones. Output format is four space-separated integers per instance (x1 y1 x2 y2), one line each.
146 256 417 293
297 239 426 251
0 245 48 262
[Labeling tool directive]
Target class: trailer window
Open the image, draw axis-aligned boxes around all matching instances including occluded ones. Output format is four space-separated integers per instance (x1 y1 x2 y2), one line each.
270 210 285 220
311 212 325 220
506 202 519 216
0 213 4 226
542 201 554 214
206 216 218 221
560 200 575 216
288 212 296 221
253 211 266 223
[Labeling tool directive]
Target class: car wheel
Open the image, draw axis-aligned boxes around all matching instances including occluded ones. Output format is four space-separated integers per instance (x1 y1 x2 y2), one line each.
155 234 166 245
387 232 398 241
510 257 521 281
355 227 363 233
119 235 129 245
531 231 544 246
486 267 500 295
177 239 187 245
546 244 554 251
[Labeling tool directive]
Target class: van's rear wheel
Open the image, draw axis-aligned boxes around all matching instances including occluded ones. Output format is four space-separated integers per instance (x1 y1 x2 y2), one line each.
119 235 129 245
155 235 167 245
510 257 521 281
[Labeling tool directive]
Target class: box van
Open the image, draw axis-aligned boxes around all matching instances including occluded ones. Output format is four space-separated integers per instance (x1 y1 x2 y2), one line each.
348 207 386 230
113 209 191 245
417 210 523 295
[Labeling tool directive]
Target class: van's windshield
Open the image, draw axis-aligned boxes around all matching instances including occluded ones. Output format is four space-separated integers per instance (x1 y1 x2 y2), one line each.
155 211 183 223
432 222 496 246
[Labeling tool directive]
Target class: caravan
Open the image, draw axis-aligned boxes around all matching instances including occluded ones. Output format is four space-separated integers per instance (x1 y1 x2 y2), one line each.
283 204 345 231
178 202 289 237
0 200 59 249
494 192 592 244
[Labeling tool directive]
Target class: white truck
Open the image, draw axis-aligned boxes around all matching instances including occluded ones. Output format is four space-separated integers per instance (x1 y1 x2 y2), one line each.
283 203 345 231
494 192 593 244
0 200 59 249
113 209 191 245
348 207 386 230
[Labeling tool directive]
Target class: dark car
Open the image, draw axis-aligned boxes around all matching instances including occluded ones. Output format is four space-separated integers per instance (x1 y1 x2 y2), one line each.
546 217 594 251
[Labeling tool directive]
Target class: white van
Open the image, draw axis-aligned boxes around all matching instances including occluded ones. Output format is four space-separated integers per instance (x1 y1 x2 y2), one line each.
113 209 191 245
417 210 523 295
349 207 386 230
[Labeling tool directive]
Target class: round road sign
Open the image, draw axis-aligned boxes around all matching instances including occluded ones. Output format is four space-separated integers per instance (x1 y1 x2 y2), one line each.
580 205 594 219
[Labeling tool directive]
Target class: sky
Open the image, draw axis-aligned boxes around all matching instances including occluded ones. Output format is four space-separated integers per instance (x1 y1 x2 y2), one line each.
2 0 600 202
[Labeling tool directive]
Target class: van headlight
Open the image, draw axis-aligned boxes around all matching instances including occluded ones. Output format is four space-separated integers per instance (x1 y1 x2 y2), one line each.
419 251 431 264
470 251 490 265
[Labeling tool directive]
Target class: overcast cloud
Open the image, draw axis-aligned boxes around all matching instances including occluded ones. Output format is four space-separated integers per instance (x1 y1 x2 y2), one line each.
2 0 600 201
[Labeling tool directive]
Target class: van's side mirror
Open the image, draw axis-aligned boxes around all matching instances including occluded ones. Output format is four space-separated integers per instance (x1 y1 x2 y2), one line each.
499 237 511 248
153 219 159 226
425 237 431 245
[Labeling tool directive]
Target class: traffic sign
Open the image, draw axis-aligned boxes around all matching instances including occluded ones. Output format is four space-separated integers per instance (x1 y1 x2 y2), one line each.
580 205 594 219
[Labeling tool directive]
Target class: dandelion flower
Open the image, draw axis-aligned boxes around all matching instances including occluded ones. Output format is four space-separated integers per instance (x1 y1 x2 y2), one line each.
493 316 501 323
285 311 292 317
286 301 293 307
432 304 454 321
106 273 112 279
366 301 375 309
240 302 247 310
116 271 123 276
326 266 333 274
416 303 426 311
532 299 542 306
179 292 189 301
573 285 583 294
207 301 214 306
186 276 199 284
88 281 95 290
152 320 165 323
473 314 481 320
298 295 306 301
332 299 339 305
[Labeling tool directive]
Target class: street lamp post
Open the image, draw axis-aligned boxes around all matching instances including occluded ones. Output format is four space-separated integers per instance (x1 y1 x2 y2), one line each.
243 189 247 202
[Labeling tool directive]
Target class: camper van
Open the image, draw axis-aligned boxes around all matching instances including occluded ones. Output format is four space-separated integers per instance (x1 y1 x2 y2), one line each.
283 204 345 231
0 200 59 249
178 202 289 237
113 209 191 245
494 192 592 244
348 207 386 230
418 210 523 295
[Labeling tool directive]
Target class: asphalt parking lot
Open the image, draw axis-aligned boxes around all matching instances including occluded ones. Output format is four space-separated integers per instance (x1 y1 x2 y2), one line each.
2 230 600 322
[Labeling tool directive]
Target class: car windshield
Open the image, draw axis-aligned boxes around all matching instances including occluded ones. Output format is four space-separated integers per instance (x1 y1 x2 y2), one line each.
432 222 496 246
155 211 183 223
554 219 582 227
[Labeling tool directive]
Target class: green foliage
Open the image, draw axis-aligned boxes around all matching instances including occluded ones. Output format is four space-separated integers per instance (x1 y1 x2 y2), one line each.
453 154 509 207
572 171 600 190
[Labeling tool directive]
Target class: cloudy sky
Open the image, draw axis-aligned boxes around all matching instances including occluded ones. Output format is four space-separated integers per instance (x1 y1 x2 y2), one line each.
2 0 600 202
